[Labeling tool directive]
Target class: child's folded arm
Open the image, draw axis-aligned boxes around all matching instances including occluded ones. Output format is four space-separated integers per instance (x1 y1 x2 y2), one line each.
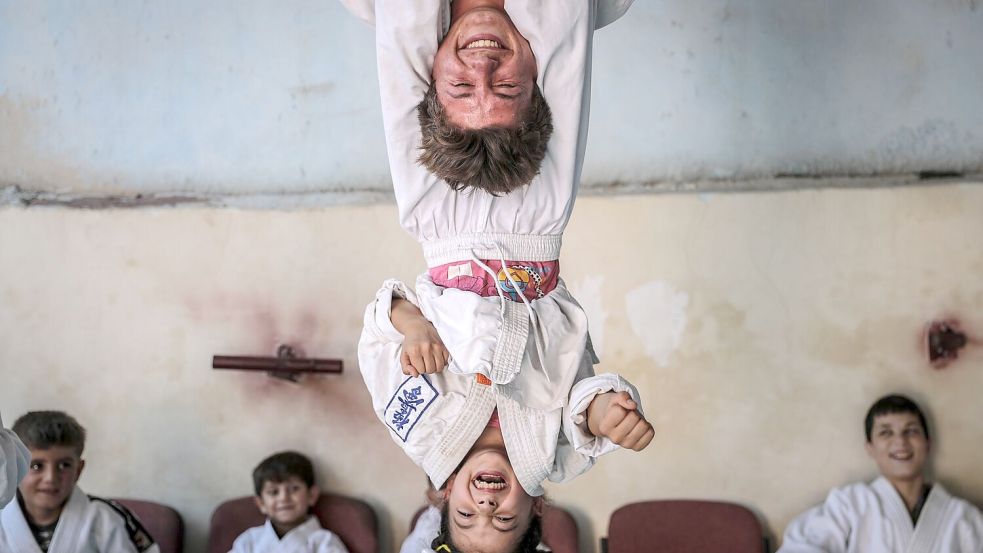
359 279 422 418
362 278 418 343
564 373 648 457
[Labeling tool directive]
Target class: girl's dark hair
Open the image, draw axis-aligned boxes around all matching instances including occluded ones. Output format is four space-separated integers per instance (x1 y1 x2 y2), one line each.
431 503 543 553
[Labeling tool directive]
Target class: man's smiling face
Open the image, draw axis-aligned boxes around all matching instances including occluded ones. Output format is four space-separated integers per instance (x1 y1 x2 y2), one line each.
431 7 537 129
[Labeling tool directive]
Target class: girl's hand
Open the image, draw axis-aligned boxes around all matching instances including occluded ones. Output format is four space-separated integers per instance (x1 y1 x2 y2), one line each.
390 298 451 377
586 391 655 451
400 321 450 377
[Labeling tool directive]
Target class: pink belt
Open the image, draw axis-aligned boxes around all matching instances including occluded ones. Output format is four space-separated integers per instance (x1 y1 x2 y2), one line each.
428 259 559 302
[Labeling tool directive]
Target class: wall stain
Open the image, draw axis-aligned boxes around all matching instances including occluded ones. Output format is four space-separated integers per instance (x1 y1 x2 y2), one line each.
184 292 371 420
0 93 96 192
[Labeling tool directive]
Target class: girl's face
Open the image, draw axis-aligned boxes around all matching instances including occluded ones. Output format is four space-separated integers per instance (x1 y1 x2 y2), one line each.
445 441 539 552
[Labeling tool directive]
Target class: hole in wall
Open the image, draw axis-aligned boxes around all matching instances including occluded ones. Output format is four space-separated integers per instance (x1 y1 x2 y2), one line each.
927 320 967 368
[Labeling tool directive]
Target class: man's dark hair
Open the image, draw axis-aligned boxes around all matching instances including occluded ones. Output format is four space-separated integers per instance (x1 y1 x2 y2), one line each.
12 411 87 457
252 451 316 495
431 502 543 553
864 394 930 443
417 80 553 196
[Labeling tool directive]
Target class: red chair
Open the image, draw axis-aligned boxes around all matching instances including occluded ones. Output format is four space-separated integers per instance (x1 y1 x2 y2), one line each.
410 503 579 553
541 504 579 553
208 494 378 553
604 500 766 553
112 498 184 553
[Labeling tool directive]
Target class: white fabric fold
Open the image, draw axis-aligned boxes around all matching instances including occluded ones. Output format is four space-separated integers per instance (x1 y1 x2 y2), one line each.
0 415 29 509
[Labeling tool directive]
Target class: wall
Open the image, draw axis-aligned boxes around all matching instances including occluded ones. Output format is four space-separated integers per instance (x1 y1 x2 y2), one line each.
2 0 983 201
2 1 982 551
2 183 982 551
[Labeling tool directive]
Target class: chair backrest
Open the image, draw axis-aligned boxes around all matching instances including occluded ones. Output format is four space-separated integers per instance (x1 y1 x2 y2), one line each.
606 500 764 553
410 504 579 553
112 498 184 553
541 504 579 553
208 494 378 553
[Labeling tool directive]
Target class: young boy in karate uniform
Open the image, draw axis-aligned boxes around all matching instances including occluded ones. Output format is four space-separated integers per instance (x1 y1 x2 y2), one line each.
230 451 348 553
0 411 158 553
779 394 983 553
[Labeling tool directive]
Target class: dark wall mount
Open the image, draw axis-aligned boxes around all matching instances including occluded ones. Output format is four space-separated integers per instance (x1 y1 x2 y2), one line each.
213 344 343 382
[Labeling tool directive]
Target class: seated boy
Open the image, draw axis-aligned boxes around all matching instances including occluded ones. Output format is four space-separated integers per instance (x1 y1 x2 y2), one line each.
230 451 348 553
779 394 983 553
0 410 158 552
1 413 30 508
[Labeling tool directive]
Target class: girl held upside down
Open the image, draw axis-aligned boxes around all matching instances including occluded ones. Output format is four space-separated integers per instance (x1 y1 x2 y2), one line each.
360 288 654 553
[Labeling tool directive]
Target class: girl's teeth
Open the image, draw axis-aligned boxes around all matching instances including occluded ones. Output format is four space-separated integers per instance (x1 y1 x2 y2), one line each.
473 478 507 490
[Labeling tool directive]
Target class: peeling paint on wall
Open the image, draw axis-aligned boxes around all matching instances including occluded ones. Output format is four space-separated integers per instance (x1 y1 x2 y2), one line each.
625 281 689 367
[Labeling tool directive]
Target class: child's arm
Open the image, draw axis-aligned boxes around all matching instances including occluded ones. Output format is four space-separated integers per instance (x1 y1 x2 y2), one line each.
391 298 450 377
585 391 654 452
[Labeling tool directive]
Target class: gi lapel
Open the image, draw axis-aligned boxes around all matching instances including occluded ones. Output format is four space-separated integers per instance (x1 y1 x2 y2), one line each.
908 484 951 553
46 488 87 553
872 477 915 551
260 519 281 550
281 517 319 550
1 498 44 553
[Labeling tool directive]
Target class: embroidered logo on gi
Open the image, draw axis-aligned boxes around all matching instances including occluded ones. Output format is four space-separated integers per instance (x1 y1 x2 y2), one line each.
384 375 438 442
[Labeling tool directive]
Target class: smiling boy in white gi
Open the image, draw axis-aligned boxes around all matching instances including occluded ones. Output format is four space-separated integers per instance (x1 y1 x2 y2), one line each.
230 451 348 553
0 411 158 553
779 394 983 553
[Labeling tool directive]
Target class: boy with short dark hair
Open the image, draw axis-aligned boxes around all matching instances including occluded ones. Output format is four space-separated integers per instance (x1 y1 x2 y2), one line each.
0 410 158 553
779 394 983 553
230 451 348 553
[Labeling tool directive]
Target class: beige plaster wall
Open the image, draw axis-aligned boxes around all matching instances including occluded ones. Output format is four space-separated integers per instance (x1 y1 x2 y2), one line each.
2 183 982 552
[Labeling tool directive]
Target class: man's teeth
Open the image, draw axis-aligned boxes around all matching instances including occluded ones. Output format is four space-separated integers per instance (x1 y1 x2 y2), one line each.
465 39 502 49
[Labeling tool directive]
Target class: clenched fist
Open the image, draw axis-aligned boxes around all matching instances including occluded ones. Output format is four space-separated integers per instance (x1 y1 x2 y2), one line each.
400 324 450 377
586 391 654 451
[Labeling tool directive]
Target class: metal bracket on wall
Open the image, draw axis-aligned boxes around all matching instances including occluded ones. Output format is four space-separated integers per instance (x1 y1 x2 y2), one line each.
212 344 343 382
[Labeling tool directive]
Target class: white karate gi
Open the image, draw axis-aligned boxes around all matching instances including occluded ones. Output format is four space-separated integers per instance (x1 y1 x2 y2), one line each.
230 516 348 553
360 281 643 497
399 505 440 553
779 477 983 553
0 415 29 508
0 487 159 553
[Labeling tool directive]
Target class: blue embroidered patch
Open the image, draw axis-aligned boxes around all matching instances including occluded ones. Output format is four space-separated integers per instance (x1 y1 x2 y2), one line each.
384 375 438 442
